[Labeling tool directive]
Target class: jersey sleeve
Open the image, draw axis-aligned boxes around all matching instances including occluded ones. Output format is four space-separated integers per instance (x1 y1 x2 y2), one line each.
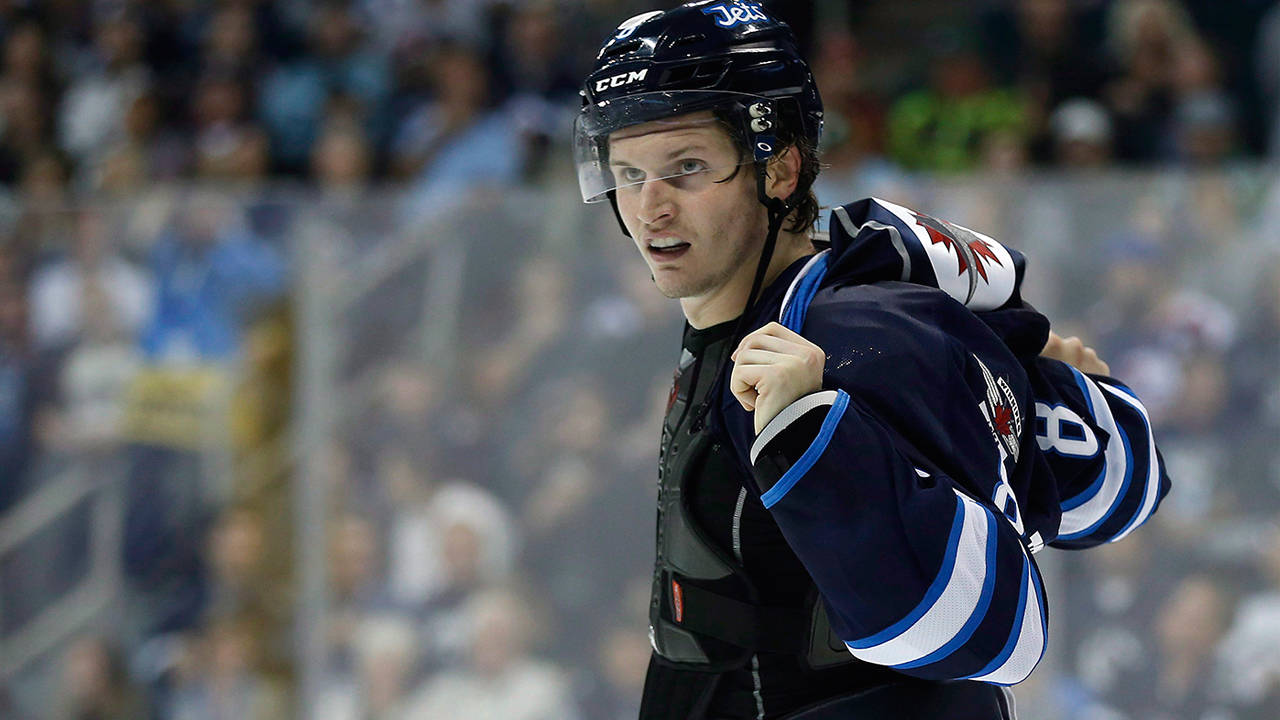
744 387 1047 685
1029 357 1170 549
722 288 1055 685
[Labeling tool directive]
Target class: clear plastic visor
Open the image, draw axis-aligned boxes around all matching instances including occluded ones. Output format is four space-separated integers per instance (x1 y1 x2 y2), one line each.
574 91 759 203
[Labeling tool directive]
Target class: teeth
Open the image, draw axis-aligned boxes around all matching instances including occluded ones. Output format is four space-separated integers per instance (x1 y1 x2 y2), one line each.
649 240 686 249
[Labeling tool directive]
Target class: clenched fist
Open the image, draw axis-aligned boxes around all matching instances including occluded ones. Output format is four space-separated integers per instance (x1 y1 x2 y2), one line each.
1041 331 1110 375
730 322 826 435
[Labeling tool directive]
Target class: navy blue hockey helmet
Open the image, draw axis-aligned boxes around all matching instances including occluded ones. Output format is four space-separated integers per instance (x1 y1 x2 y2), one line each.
574 1 823 206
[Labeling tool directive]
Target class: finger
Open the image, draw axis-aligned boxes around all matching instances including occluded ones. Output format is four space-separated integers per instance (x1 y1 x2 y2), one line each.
757 321 811 345
732 348 794 366
729 367 760 410
736 332 807 357
1042 331 1062 354
730 363 764 395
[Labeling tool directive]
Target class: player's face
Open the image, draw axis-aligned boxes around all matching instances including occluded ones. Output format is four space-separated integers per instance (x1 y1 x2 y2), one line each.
608 112 766 304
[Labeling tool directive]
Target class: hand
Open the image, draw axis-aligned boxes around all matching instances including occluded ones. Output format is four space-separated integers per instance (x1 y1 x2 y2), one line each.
730 322 826 435
1041 331 1110 375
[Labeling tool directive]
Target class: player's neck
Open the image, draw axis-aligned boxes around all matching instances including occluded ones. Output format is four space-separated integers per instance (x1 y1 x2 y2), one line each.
682 231 815 329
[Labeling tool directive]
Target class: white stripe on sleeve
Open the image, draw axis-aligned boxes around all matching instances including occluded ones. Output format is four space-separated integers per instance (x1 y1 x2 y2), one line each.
1058 373 1129 538
846 492 991 667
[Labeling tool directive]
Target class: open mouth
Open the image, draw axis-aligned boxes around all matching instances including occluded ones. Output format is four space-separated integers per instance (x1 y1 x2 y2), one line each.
648 242 691 259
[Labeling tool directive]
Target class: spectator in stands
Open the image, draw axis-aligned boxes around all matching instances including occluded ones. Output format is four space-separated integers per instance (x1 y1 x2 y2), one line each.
200 4 262 80
11 149 73 263
58 9 150 172
1165 37 1239 165
1225 257 1280 517
979 0 1110 164
1149 351 1232 541
28 207 152 353
887 27 1028 171
380 443 443 607
37 277 143 457
466 255 567 411
357 0 496 50
0 73 54 186
1215 525 1280 717
55 636 150 720
491 1 582 179
0 19 60 187
399 588 575 720
808 28 887 175
167 616 290 720
258 2 390 174
1102 0 1201 162
1171 90 1238 165
312 118 373 195
191 72 270 182
0 271 41 509
415 482 517 673
203 507 291 674
94 88 191 192
1057 531 1167 719
330 510 387 612
2 21 58 99
327 512 394 677
510 374 649 658
575 616 652 720
1050 98 1114 167
392 40 522 201
140 191 286 364
1143 574 1237 719
320 613 419 720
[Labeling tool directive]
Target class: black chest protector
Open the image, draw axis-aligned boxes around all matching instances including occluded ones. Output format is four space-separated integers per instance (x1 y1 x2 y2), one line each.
649 325 854 673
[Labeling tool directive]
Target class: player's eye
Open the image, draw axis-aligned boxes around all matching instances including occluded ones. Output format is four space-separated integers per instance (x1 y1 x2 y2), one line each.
676 159 707 175
616 166 645 184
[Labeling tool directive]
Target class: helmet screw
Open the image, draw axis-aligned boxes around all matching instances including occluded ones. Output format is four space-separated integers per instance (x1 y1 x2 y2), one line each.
750 118 773 132
748 102 772 118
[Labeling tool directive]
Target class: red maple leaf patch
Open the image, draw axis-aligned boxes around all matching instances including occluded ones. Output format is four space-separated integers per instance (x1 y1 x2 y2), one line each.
993 404 1015 437
913 212 1004 283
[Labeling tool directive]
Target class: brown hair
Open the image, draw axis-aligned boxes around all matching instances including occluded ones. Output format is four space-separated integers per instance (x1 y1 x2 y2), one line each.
712 107 822 235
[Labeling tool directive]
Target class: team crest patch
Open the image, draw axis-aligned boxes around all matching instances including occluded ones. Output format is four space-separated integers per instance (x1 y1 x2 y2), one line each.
864 198 1018 312
913 211 1004 295
974 355 1022 462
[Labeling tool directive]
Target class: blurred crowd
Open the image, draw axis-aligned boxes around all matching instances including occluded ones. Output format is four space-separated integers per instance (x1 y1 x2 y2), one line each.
0 0 1277 204
2 1 1280 719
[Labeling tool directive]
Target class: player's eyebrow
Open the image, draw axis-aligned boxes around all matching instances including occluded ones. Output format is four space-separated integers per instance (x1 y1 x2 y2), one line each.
609 145 710 167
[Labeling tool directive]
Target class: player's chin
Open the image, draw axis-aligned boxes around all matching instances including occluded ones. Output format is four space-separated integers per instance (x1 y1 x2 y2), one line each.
650 273 694 299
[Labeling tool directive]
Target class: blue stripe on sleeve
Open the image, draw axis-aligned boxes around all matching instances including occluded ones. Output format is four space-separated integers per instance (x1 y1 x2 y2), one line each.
1061 468 1106 511
1103 382 1160 542
964 553 1030 681
846 493 966 650
892 506 1000 670
760 390 851 509
780 253 830 332
1057 367 1106 511
1058 415 1134 541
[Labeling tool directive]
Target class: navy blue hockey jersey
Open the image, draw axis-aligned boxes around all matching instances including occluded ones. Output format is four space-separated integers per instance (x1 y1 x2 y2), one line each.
714 197 1171 685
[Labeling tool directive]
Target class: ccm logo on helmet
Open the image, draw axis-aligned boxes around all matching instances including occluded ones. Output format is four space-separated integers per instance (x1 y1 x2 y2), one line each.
595 68 648 93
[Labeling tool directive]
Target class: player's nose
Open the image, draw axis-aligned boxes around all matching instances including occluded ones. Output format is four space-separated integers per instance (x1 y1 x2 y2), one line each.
636 178 675 226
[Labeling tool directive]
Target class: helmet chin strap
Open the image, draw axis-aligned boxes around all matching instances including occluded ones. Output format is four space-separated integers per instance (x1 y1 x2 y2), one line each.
689 164 796 433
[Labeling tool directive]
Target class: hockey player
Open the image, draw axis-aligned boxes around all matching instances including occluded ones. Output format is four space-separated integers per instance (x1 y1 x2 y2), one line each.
573 3 1171 718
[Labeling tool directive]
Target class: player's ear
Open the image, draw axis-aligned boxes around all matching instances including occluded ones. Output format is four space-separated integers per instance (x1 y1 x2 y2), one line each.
764 145 801 202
